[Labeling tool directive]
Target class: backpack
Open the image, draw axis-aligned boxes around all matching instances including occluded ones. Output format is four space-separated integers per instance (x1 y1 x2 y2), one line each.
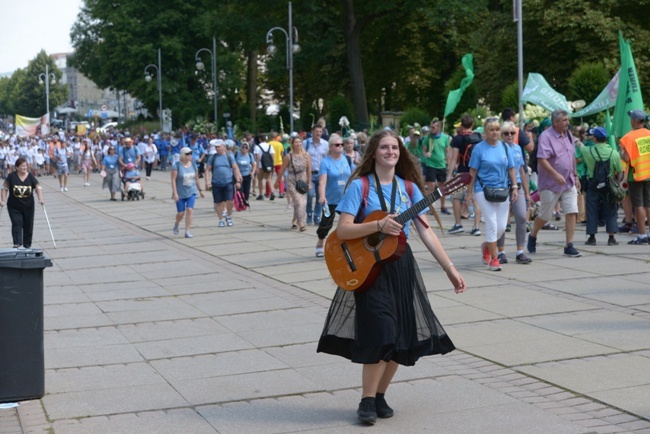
257 143 274 173
458 132 482 167
233 189 250 211
588 147 612 192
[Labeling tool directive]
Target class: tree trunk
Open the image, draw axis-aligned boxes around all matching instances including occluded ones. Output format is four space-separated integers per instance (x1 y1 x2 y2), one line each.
247 50 258 127
342 0 369 131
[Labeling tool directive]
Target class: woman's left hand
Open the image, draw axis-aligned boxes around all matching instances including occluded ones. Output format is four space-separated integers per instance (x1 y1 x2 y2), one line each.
445 266 466 294
511 188 518 202
199 190 205 199
39 199 45 206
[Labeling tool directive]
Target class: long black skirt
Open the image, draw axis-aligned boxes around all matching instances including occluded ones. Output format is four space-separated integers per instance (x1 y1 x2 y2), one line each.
317 244 455 366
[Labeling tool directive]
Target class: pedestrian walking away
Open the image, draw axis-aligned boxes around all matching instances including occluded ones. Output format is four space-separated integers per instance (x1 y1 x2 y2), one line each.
317 129 466 425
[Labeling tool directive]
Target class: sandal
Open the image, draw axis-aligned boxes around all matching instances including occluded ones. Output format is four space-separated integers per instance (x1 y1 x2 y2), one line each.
299 226 307 232
542 223 560 230
291 224 298 230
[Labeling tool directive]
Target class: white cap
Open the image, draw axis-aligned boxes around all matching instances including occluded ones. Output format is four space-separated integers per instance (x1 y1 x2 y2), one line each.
209 139 224 147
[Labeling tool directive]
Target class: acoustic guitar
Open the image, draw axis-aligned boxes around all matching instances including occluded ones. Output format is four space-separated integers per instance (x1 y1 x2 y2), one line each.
324 173 471 292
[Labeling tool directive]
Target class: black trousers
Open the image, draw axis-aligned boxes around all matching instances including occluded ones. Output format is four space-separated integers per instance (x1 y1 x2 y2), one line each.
8 205 35 248
145 162 153 177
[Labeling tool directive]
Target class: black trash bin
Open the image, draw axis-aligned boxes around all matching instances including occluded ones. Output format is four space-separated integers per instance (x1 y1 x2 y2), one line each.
0 248 52 403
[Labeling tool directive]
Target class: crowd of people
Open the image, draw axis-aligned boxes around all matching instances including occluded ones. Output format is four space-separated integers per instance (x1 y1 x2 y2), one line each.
1 107 648 259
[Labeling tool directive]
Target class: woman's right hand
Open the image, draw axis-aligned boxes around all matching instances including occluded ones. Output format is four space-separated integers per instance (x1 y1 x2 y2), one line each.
172 192 179 203
318 197 327 205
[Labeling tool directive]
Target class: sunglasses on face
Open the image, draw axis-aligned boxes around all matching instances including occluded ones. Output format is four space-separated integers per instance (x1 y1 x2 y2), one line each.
332 143 343 147
502 131 516 136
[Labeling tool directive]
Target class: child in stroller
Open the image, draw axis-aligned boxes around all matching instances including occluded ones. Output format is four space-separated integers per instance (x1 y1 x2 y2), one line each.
122 163 145 200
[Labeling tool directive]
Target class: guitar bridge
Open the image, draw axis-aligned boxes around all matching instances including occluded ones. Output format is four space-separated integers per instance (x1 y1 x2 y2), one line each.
340 242 357 271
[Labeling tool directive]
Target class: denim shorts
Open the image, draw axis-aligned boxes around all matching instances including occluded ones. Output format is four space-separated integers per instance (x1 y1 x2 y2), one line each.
211 183 234 203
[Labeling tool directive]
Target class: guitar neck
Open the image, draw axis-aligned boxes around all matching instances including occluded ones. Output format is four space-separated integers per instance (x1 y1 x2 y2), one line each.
393 189 442 227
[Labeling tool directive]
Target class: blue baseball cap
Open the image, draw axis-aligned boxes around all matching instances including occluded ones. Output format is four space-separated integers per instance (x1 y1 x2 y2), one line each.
628 110 648 122
587 126 607 139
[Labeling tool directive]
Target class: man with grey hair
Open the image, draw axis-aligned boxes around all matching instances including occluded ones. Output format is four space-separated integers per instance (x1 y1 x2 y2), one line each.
527 109 582 257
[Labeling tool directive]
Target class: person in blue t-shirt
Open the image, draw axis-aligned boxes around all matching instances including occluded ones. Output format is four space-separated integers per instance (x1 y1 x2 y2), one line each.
156 134 170 171
314 134 353 257
234 141 257 201
316 129 465 425
466 117 518 271
204 139 242 227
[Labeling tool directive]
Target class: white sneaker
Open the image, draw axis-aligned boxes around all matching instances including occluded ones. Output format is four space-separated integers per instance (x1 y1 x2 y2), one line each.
60 187 64 192
64 187 68 192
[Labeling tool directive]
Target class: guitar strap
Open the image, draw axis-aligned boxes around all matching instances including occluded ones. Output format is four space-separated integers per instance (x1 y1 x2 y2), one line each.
372 172 397 214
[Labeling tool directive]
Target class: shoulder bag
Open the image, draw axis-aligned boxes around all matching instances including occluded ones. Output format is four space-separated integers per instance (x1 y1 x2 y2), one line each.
291 154 308 194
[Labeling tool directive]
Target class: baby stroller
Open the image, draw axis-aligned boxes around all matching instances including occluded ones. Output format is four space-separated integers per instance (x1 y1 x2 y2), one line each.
121 163 145 201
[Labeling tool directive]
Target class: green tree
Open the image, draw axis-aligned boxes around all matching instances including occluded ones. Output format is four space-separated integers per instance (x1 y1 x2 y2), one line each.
8 51 68 117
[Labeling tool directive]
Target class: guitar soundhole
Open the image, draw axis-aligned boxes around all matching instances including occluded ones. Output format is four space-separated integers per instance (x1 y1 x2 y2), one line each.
365 233 384 250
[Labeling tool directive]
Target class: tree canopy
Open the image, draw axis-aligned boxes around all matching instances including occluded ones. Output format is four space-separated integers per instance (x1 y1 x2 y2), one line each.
60 0 650 131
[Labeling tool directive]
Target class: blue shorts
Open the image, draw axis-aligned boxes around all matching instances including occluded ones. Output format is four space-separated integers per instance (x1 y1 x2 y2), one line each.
176 194 197 212
212 183 234 203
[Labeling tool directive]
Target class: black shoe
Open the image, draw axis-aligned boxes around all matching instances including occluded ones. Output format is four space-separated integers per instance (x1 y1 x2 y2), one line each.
608 237 619 246
585 236 596 246
357 397 377 424
270 193 275 201
256 195 264 201
375 393 394 418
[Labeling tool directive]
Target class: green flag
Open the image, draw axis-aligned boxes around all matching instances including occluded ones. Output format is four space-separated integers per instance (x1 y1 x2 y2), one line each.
612 31 645 139
444 54 474 118
570 70 619 118
521 73 571 113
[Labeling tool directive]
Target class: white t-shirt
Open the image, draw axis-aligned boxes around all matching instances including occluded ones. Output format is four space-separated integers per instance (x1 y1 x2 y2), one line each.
253 142 275 158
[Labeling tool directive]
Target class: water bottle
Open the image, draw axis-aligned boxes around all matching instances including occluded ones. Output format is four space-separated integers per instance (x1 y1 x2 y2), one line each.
468 203 475 219
322 201 331 218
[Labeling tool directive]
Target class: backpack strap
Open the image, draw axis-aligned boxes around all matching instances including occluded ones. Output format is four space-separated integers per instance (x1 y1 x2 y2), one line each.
354 176 370 223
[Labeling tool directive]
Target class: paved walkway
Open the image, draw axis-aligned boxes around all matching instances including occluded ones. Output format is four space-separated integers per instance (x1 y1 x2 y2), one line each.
1 169 649 433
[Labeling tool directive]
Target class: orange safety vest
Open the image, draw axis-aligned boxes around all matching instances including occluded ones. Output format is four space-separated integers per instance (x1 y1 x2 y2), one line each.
620 128 650 181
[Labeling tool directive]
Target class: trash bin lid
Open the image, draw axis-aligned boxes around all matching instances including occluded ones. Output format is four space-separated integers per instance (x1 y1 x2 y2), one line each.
0 248 53 269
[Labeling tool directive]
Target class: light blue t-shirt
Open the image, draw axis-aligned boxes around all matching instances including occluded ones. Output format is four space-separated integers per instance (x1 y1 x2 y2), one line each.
335 176 425 238
235 152 255 177
319 156 353 205
125 168 140 180
507 142 525 184
102 154 119 170
209 153 235 186
173 161 198 199
120 145 139 164
469 140 515 193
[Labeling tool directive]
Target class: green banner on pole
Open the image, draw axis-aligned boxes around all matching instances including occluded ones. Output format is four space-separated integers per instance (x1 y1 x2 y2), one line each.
612 31 645 139
444 54 474 118
521 73 571 113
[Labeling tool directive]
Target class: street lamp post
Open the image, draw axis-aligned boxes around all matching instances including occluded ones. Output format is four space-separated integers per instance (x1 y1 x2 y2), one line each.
38 64 56 119
195 36 218 131
144 48 163 131
266 1 300 134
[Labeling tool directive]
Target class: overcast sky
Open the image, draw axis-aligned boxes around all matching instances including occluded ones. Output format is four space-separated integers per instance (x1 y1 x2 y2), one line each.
0 0 83 74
